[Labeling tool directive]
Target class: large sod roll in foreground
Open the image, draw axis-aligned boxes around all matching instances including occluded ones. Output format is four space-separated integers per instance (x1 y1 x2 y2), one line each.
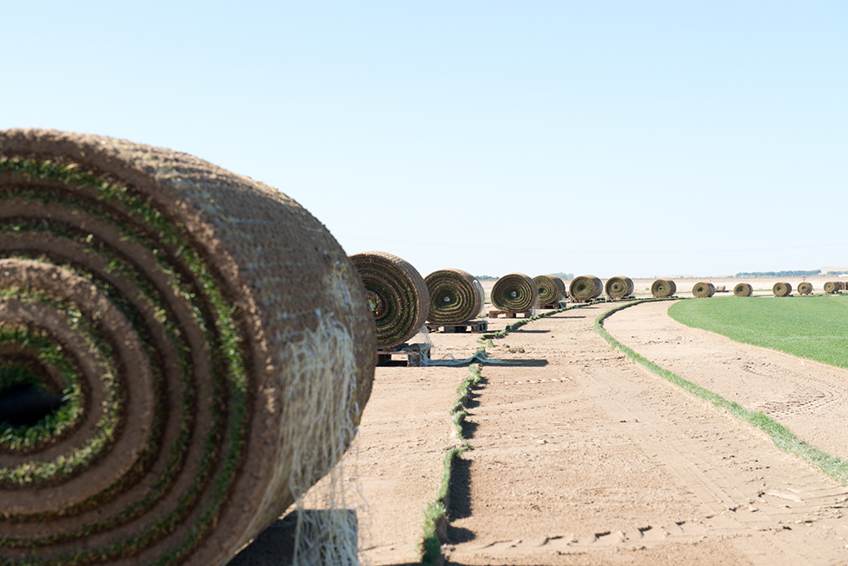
798 282 814 296
491 273 536 311
351 251 429 349
692 281 716 298
651 279 677 299
773 282 793 297
425 269 484 325
533 275 566 306
604 276 634 300
569 275 603 303
0 130 376 565
734 283 753 297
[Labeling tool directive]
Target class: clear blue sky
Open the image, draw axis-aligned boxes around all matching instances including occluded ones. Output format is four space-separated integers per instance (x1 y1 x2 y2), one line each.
3 2 846 277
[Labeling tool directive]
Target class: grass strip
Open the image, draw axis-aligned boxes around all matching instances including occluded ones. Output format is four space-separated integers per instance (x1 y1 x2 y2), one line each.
595 298 848 485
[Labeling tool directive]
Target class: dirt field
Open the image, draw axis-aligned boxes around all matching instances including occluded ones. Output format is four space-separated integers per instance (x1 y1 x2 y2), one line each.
293 296 848 565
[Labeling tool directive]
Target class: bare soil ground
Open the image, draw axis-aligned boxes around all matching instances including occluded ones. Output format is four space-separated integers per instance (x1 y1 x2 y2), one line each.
605 300 848 461
445 303 848 565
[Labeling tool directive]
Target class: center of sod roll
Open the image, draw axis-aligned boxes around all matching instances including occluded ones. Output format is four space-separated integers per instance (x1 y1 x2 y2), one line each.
0 378 64 428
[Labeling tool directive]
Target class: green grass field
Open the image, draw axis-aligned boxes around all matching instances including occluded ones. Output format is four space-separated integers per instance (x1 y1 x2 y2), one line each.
668 295 848 369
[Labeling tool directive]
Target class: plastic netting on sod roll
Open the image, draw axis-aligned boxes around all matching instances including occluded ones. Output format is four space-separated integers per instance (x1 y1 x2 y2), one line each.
569 275 603 303
425 269 484 325
350 252 429 350
532 275 565 307
0 130 375 565
491 273 536 311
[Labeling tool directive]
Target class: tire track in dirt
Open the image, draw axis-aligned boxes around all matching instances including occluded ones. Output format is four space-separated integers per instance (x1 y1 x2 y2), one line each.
445 303 848 565
605 301 848 461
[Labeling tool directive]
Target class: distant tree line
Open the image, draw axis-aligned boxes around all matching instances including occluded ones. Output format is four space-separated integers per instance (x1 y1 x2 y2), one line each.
735 270 820 278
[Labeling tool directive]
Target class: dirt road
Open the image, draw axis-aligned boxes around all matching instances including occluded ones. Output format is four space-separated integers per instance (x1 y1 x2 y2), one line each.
445 303 848 565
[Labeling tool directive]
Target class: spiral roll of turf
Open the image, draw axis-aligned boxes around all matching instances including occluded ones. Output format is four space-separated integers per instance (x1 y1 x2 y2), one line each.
773 282 793 297
651 279 676 299
798 282 813 296
604 276 634 300
569 275 603 303
692 282 716 298
425 269 484 325
351 252 429 349
0 130 376 565
824 281 844 294
533 275 566 306
733 283 753 297
491 273 536 311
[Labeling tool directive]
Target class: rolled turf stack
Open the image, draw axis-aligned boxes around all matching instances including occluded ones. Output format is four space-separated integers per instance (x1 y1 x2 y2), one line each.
425 269 484 325
651 279 677 299
605 276 634 301
533 275 566 307
0 130 376 565
692 281 716 298
824 281 844 294
351 252 430 349
569 275 603 303
491 273 536 312
798 282 814 296
773 282 793 297
734 283 753 297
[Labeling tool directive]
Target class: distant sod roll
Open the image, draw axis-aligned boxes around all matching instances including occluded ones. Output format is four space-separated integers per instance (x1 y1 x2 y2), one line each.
733 283 753 297
569 275 603 303
0 129 375 565
533 275 566 307
491 273 536 311
797 282 813 296
692 281 716 298
773 282 793 297
651 279 677 299
605 276 634 300
351 251 430 349
425 269 484 325
824 281 844 294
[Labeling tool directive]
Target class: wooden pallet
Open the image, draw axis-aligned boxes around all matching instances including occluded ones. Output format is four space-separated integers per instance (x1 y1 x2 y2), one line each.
488 309 533 319
426 319 489 334
376 342 431 367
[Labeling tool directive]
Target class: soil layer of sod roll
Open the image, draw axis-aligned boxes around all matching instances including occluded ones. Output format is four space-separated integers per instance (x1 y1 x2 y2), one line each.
798 282 813 296
604 276 634 301
351 251 430 349
773 282 793 297
569 275 603 303
491 273 536 311
0 129 376 565
425 269 484 326
734 283 753 297
651 279 676 299
533 275 565 307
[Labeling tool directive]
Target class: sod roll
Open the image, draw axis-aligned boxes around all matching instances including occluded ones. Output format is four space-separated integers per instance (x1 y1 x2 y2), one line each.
773 282 793 297
569 275 603 303
824 281 844 294
798 282 813 296
351 252 429 350
692 281 716 298
733 283 753 297
491 273 536 311
605 276 634 300
651 279 677 299
0 130 376 565
425 269 484 325
533 275 566 306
